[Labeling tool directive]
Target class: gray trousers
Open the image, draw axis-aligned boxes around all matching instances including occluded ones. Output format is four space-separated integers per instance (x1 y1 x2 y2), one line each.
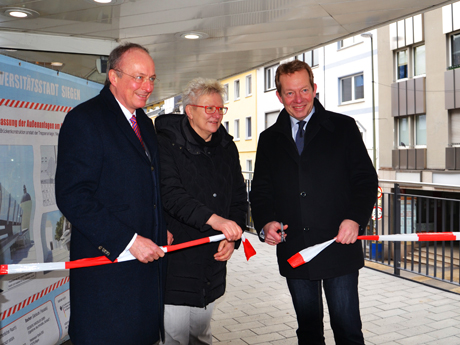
164 302 215 345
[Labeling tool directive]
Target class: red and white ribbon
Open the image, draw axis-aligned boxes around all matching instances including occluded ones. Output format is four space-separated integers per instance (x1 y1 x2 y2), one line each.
288 232 460 268
0 99 72 113
0 233 256 275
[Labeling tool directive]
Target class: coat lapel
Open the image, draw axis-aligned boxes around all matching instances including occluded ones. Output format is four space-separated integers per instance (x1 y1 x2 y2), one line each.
101 86 151 162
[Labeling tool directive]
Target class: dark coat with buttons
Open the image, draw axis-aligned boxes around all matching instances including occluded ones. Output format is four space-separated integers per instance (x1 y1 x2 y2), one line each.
155 114 247 307
250 98 377 280
55 85 167 345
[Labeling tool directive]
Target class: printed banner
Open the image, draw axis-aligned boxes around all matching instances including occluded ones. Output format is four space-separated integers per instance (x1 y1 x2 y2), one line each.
0 54 102 345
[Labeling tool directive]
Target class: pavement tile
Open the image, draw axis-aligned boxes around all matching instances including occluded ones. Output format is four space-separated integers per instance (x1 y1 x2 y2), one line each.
209 233 460 345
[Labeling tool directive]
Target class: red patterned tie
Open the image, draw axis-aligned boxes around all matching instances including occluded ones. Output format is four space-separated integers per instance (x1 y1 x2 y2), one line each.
130 114 145 149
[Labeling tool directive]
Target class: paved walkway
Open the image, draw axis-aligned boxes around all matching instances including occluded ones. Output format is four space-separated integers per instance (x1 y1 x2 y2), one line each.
212 233 460 345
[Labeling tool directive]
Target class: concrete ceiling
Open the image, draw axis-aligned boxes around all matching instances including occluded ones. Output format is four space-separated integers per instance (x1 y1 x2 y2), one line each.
0 0 455 104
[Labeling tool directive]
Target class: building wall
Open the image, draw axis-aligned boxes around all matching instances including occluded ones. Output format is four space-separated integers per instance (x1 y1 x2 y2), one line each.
220 70 258 173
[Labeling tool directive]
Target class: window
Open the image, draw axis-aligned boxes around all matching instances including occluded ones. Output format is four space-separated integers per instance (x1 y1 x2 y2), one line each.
415 114 426 146
296 49 319 67
338 35 363 49
234 119 240 139
234 80 240 100
265 64 278 91
397 50 408 80
450 110 460 147
398 117 410 148
414 45 425 76
451 33 460 67
265 111 278 129
340 74 364 103
223 84 229 103
246 117 252 139
245 75 252 96
223 121 229 132
246 160 253 172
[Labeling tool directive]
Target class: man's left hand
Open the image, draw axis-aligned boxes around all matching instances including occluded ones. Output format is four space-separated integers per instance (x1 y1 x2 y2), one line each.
214 239 235 262
336 219 360 244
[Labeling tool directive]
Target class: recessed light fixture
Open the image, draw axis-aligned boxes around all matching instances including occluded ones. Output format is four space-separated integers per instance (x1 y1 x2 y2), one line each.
175 31 209 40
51 62 64 67
1 7 40 19
84 0 125 4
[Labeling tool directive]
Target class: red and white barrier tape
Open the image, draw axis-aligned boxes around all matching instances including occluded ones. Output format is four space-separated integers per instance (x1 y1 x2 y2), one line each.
0 234 256 275
288 232 460 268
0 98 72 113
0 277 69 320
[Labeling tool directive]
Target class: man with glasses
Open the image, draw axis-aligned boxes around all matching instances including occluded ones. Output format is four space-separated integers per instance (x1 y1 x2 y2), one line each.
155 77 247 344
56 42 168 345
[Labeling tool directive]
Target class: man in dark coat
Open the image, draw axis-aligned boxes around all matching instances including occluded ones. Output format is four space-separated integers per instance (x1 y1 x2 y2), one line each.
250 60 377 345
55 43 168 345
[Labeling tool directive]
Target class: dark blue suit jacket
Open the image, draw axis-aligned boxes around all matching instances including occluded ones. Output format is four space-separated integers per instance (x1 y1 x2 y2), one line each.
55 85 167 345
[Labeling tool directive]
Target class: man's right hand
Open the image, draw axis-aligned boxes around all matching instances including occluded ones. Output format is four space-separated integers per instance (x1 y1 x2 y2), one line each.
263 221 288 246
129 235 165 263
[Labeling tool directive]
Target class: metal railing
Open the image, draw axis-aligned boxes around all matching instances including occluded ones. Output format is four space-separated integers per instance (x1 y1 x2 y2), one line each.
245 177 460 287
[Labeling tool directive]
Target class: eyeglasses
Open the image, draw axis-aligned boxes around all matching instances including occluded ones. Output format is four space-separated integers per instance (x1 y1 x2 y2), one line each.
190 105 228 115
114 69 156 85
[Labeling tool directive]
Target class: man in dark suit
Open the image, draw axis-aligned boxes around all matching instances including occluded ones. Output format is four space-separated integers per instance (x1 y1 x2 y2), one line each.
55 42 168 345
250 60 377 345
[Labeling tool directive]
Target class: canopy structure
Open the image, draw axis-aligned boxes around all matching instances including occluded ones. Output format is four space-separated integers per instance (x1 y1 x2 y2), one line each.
0 0 454 102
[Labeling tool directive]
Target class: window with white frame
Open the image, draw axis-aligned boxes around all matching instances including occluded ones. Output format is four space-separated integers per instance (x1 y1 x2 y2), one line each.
414 45 426 76
246 117 252 139
245 75 252 96
398 117 410 148
265 111 278 129
234 119 240 139
296 49 319 67
397 49 408 80
450 110 460 147
338 35 363 49
223 84 229 103
223 121 229 132
415 114 426 146
265 64 278 91
246 159 253 173
395 44 425 80
340 73 364 104
234 80 240 100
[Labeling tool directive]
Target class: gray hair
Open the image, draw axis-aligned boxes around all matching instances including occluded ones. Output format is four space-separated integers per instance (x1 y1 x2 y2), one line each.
105 42 150 86
182 78 226 109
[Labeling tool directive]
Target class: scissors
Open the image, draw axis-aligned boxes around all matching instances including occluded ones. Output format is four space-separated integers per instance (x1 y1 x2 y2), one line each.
279 222 286 242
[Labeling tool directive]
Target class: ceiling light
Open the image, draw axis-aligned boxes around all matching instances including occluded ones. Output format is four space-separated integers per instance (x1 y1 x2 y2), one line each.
51 62 63 67
175 32 209 40
1 7 40 19
84 0 125 4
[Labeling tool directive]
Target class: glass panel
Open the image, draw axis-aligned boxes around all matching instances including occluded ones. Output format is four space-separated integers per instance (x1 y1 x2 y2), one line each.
414 45 426 76
246 75 252 96
398 50 408 79
341 77 352 102
246 117 252 137
452 33 460 66
399 117 410 147
354 74 364 99
304 51 312 66
312 49 319 67
415 114 426 145
450 110 460 146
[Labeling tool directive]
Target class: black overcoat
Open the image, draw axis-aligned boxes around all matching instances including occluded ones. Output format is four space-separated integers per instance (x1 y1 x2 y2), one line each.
55 85 167 345
250 98 377 280
156 114 247 307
